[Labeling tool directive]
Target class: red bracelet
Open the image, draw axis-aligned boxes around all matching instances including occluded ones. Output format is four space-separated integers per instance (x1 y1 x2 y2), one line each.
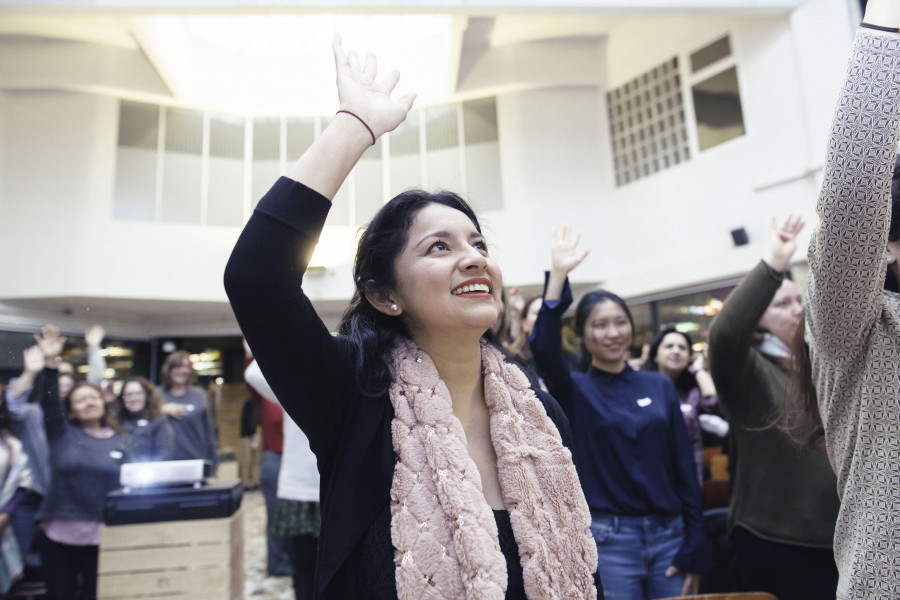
336 110 376 145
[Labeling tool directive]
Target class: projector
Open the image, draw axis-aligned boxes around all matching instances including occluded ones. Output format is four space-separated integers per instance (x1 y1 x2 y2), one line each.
119 459 212 488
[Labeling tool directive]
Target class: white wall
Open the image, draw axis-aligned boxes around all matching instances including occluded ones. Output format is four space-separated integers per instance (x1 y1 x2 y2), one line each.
0 91 242 302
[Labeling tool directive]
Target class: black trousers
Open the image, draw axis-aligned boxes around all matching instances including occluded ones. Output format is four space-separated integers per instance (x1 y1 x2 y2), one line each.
289 534 318 600
730 526 838 600
39 533 98 600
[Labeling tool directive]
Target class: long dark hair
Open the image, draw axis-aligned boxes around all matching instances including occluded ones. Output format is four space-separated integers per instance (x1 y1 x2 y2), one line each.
337 189 487 397
573 289 634 370
117 376 164 421
783 154 900 449
645 327 697 396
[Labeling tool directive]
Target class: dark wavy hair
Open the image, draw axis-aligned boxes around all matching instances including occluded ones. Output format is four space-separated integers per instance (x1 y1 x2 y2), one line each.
644 327 697 395
784 154 900 450
117 376 164 421
573 289 634 370
337 189 488 397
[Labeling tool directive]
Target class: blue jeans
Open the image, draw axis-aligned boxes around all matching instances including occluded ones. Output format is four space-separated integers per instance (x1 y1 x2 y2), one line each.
261 450 292 576
591 513 685 600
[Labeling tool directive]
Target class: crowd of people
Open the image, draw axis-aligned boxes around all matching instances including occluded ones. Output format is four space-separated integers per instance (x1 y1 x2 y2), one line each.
225 5 900 598
2 3 900 599
0 324 221 600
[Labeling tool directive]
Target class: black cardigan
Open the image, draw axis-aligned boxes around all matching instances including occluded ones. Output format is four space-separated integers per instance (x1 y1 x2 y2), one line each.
225 177 590 598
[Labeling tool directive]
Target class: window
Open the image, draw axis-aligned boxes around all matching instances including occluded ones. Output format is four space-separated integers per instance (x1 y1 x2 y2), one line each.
114 97 503 226
607 58 689 187
689 36 746 152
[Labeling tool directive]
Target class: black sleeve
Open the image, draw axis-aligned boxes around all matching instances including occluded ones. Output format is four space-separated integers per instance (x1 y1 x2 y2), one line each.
36 368 67 441
529 275 576 417
224 177 357 473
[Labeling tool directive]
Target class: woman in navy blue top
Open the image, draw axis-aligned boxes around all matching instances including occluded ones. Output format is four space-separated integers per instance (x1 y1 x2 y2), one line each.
529 226 705 599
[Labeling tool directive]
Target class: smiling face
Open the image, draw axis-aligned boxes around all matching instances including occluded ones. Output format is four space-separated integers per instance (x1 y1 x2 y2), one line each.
169 361 192 386
655 331 691 377
582 299 633 372
387 203 502 344
68 384 106 426
759 278 804 346
122 380 148 414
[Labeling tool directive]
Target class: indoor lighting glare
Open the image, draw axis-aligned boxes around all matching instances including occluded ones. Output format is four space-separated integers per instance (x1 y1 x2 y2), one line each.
138 14 455 115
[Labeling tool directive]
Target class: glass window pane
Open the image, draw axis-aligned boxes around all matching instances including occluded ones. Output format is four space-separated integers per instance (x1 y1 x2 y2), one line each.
692 66 746 151
463 98 498 145
389 117 421 197
252 118 281 206
114 101 158 220
208 116 245 227
690 36 731 73
286 118 316 160
355 141 384 225
425 105 461 192
161 108 202 224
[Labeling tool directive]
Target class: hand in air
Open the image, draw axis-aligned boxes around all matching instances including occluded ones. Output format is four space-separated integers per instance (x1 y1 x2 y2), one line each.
765 213 805 272
332 34 416 140
34 324 66 362
22 345 45 374
550 225 590 276
85 324 105 349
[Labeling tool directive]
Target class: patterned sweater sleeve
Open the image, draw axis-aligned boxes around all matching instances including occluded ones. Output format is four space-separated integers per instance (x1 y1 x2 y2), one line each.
806 30 900 365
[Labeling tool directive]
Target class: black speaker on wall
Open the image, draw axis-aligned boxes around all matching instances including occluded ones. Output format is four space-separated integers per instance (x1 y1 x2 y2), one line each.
731 227 749 246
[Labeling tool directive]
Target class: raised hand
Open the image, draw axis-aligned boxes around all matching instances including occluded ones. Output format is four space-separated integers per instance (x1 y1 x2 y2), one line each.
550 225 591 277
332 34 416 140
85 324 105 349
23 345 45 374
764 214 805 272
34 324 66 363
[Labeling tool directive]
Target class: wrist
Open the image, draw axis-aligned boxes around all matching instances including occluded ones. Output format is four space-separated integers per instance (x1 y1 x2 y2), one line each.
334 110 377 146
863 0 900 30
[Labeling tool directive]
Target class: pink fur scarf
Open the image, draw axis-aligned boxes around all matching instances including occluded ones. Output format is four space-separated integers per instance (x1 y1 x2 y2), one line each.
388 338 598 599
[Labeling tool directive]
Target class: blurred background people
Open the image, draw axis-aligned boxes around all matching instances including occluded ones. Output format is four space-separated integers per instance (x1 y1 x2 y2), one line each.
159 351 219 470
243 343 291 578
245 358 321 600
32 328 131 600
644 328 722 485
117 377 175 462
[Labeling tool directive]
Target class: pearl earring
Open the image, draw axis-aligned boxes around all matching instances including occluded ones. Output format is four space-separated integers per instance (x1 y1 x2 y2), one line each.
888 255 896 264
390 303 399 312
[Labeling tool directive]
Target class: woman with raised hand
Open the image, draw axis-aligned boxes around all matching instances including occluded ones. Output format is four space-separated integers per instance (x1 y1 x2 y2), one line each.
225 35 600 599
708 215 839 599
528 225 705 600
30 328 131 600
794 1 900 596
117 377 175 463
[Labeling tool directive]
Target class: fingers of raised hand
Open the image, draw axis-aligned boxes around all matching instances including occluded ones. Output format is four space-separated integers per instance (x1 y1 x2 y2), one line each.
363 52 377 80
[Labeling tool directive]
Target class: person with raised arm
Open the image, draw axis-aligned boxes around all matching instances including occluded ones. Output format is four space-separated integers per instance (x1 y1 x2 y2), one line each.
528 226 705 600
30 327 131 600
789 0 900 596
224 35 600 599
708 215 839 599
